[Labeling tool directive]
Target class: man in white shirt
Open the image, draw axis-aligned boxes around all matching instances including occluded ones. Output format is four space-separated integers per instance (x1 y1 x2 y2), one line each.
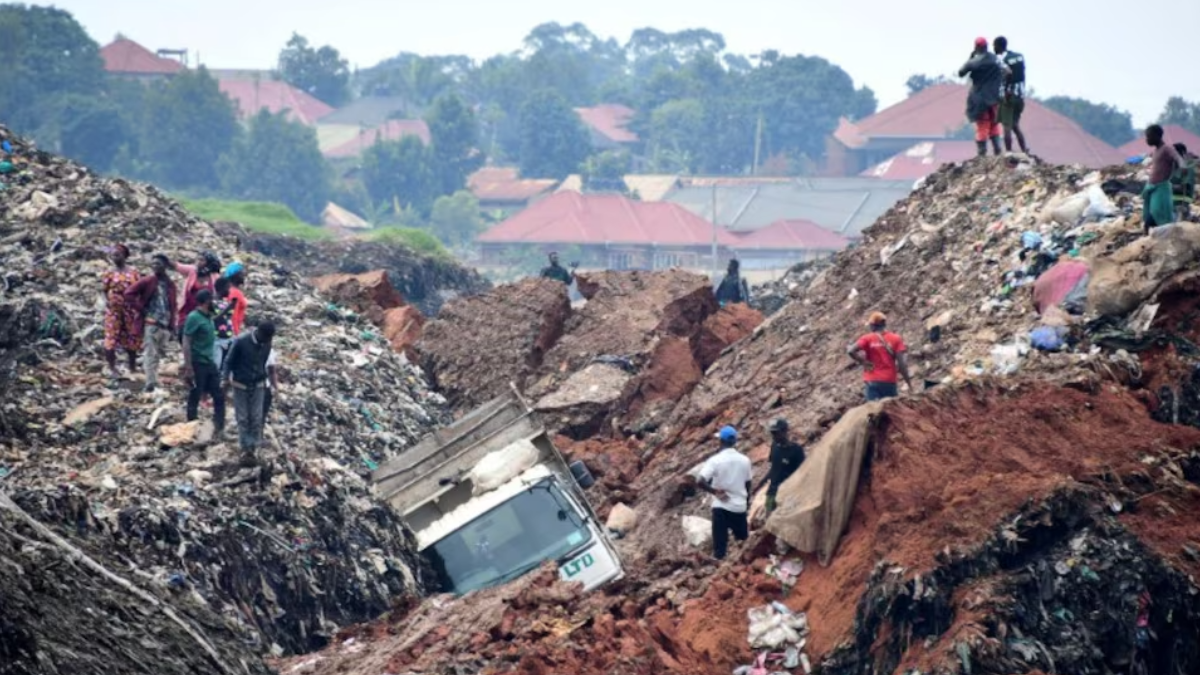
697 425 753 560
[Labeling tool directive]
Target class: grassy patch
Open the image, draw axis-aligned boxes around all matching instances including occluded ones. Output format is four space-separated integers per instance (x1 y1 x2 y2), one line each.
360 227 449 259
180 198 332 241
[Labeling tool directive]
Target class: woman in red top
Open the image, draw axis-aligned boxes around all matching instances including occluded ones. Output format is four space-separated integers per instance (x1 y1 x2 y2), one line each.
175 251 221 334
223 261 249 335
101 244 141 378
847 311 913 401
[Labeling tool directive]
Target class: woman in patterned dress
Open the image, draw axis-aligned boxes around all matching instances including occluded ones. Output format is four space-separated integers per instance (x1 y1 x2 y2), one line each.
102 244 141 377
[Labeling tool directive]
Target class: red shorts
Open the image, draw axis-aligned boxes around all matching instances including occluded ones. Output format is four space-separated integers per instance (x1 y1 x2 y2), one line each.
975 105 1002 141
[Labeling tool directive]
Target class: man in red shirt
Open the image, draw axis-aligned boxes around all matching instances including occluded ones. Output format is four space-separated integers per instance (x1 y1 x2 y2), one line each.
847 311 913 401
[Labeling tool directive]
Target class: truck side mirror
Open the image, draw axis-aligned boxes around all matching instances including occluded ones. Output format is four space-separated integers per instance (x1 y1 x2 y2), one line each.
569 461 596 489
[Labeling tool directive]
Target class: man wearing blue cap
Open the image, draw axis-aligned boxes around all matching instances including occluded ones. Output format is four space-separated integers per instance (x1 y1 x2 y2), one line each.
697 425 753 560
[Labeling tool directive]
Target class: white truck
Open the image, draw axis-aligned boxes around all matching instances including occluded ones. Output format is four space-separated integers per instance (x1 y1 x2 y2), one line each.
372 390 623 595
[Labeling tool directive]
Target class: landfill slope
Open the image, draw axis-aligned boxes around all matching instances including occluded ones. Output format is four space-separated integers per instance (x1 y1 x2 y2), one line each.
0 126 448 657
0 502 270 675
241 232 490 316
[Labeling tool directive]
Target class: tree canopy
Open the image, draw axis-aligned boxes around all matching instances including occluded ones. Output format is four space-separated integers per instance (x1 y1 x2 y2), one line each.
362 135 436 217
518 89 591 180
425 94 484 196
1159 97 1200 138
140 67 240 190
218 110 331 222
277 33 351 107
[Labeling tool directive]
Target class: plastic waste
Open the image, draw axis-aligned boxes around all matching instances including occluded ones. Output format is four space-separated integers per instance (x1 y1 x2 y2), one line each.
747 604 809 649
1030 326 1067 351
1083 185 1117 220
682 515 712 548
1021 231 1043 250
469 439 540 493
0 160 13 174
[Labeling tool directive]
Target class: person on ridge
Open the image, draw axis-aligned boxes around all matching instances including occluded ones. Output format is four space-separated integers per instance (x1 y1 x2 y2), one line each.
223 321 276 466
1143 124 1183 233
223 261 249 335
1171 142 1196 222
539 252 575 284
175 251 221 338
757 418 806 515
993 36 1029 154
696 425 752 561
125 253 178 392
959 37 1007 157
847 311 913 401
101 244 141 379
714 258 751 307
182 289 225 437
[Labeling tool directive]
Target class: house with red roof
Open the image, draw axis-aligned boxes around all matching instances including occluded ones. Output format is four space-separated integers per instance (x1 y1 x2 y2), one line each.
575 104 639 151
828 84 1125 178
860 141 979 180
1117 125 1200 159
100 37 184 80
218 78 334 127
322 119 432 160
468 167 559 213
731 219 850 269
477 191 737 271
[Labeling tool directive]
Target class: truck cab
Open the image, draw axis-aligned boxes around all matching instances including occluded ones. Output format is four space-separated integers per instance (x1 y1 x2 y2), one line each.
373 391 623 595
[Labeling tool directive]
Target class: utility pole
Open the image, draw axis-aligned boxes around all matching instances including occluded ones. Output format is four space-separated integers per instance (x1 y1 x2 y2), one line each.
752 112 764 176
710 183 718 280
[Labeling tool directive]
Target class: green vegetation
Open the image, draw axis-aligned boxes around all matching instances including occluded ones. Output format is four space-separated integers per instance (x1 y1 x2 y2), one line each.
179 198 332 240
361 227 449 259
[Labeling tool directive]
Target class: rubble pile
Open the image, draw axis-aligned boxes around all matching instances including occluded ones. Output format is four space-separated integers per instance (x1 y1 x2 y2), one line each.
241 232 490 317
0 126 449 658
750 256 836 317
311 270 426 355
0 496 271 675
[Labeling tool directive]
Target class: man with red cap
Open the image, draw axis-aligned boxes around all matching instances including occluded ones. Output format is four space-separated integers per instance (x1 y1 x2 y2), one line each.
847 311 913 401
959 37 1007 157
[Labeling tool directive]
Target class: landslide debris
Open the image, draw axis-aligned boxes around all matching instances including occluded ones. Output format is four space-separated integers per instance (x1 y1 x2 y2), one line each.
0 126 447 658
241 232 490 317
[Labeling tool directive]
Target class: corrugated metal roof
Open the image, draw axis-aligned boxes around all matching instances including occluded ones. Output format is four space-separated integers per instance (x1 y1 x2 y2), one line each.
1117 125 1200 159
478 191 736 246
218 79 334 126
322 202 370 230
861 141 979 180
322 119 431 159
100 38 184 75
469 167 558 203
733 219 850 251
320 96 412 127
665 178 914 237
555 174 680 202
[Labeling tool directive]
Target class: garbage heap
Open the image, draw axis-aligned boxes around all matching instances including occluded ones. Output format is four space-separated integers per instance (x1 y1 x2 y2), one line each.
750 255 835 317
240 231 491 317
0 126 449 658
419 269 763 437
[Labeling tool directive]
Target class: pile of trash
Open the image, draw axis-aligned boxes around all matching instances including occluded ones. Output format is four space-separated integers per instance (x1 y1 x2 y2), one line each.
0 126 448 657
0 494 270 675
751 256 836 317
240 232 490 317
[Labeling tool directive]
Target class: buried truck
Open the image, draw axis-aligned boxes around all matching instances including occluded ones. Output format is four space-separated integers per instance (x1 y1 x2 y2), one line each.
373 390 624 595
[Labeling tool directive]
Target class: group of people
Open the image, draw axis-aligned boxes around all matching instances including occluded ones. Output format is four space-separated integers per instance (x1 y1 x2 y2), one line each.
101 248 280 465
960 35 1029 157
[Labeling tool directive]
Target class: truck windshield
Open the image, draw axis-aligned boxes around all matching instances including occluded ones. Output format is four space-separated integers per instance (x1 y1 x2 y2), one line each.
425 480 592 595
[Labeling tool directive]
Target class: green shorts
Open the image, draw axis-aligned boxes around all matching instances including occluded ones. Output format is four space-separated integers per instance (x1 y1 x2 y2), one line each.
999 97 1025 127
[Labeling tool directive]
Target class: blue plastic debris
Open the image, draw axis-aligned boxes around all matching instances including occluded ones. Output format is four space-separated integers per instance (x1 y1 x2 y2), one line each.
1021 231 1043 250
1030 326 1067 351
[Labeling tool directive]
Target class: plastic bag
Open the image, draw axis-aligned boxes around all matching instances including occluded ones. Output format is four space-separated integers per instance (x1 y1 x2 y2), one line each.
1083 185 1117 220
682 515 712 548
469 439 540 493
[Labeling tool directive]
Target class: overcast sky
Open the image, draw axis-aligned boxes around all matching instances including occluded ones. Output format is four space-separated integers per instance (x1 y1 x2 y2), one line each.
53 0 1199 126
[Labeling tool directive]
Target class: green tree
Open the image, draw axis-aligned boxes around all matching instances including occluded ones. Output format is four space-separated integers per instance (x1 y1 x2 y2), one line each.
1159 97 1200 137
905 74 952 96
426 93 484 196
428 190 484 247
362 135 436 216
218 110 332 222
0 5 104 134
54 95 131 172
277 33 351 107
582 150 631 193
647 98 706 173
1040 96 1135 147
141 67 240 190
518 89 591 180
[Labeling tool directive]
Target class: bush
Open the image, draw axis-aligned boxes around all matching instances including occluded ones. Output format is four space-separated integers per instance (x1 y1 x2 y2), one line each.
361 227 449 259
179 198 332 241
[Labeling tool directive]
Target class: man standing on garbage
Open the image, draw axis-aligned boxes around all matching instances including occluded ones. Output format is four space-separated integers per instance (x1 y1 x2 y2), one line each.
959 37 1006 157
696 425 753 560
847 311 913 401
540 252 575 284
182 289 225 437
993 36 1029 154
714 258 752 307
758 419 806 515
124 253 178 392
1143 125 1184 233
222 321 276 465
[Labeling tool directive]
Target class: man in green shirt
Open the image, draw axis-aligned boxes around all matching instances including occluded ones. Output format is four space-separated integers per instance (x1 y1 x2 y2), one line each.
539 252 574 285
182 289 225 436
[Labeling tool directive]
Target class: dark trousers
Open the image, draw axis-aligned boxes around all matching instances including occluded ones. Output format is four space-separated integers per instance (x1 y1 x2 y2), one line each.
232 384 265 453
865 381 898 402
186 362 225 431
711 507 749 560
263 387 273 421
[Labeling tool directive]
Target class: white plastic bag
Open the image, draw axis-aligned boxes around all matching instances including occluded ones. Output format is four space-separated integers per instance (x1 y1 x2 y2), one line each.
1083 185 1117 220
682 515 712 548
468 439 540 494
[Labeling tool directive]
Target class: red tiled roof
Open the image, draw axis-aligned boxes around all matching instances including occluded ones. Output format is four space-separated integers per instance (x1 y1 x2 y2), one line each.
468 167 559 203
218 79 334 126
1117 125 1200 159
323 119 432 159
575 104 638 144
100 38 184 75
734 219 850 251
478 191 736 246
839 84 1125 169
861 141 979 180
